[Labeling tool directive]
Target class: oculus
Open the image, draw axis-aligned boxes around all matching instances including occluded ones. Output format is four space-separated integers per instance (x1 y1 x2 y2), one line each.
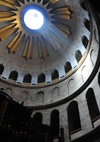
24 9 44 30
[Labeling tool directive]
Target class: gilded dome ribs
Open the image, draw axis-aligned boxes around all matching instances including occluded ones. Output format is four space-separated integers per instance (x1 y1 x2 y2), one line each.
53 14 70 19
26 37 33 59
37 36 49 59
49 0 59 5
0 16 15 22
40 36 49 59
53 7 71 15
37 37 43 58
23 37 30 58
4 0 19 6
8 32 22 52
0 0 71 60
23 36 33 59
0 12 15 18
0 24 16 41
0 0 17 10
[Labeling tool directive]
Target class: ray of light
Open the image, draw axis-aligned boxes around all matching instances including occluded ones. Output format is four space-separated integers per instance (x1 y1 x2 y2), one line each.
52 22 70 35
0 24 16 40
49 30 62 50
44 19 72 49
46 33 57 51
49 25 68 40
49 25 72 48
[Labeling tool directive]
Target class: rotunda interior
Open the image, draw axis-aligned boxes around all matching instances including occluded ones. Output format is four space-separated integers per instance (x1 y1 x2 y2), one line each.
0 0 100 142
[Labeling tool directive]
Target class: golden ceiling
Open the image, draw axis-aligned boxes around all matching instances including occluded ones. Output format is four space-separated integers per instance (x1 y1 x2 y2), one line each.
0 0 71 59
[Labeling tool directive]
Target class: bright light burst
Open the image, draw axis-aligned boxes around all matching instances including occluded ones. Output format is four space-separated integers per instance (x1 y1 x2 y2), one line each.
24 9 44 30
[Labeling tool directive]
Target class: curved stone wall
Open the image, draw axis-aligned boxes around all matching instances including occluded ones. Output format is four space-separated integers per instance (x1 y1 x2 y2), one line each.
0 1 100 142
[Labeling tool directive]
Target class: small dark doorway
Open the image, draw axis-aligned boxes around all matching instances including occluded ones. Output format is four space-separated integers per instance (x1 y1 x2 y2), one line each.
68 101 81 134
50 110 59 137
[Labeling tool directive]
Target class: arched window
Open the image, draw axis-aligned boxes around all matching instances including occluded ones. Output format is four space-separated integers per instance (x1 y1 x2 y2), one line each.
86 88 99 122
23 74 32 83
38 73 45 83
75 50 82 63
84 18 90 31
0 88 4 91
33 112 42 124
50 110 59 137
64 62 72 73
52 70 59 80
9 71 18 81
98 72 100 86
37 91 44 95
80 1 87 11
67 101 81 134
36 91 44 104
82 36 89 49
0 64 4 75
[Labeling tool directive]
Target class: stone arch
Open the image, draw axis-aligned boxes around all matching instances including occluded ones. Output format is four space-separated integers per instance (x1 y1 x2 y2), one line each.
86 88 99 124
94 28 99 44
67 101 81 136
21 91 28 106
33 112 43 123
51 69 59 80
0 88 4 91
36 91 44 105
5 88 13 97
84 18 90 32
23 74 32 83
75 50 82 63
50 109 59 137
82 35 89 49
9 71 18 81
38 73 45 83
90 49 97 66
98 72 100 86
64 62 72 74
0 64 4 75
81 65 87 83
80 0 87 11
68 79 74 95
52 87 59 102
